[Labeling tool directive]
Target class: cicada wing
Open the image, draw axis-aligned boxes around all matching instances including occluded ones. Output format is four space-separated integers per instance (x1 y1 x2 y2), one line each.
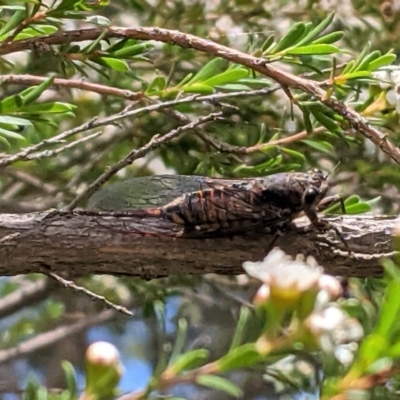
88 175 212 210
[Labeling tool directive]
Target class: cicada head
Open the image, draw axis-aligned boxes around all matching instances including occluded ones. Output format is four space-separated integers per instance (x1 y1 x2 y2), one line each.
303 169 329 209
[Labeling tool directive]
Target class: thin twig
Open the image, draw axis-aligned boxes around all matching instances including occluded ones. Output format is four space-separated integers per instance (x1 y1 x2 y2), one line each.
29 131 103 160
0 278 51 319
66 111 223 210
0 308 117 366
0 74 143 101
46 271 132 316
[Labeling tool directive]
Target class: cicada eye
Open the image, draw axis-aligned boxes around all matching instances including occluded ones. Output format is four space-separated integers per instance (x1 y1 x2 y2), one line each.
310 168 327 182
303 187 319 207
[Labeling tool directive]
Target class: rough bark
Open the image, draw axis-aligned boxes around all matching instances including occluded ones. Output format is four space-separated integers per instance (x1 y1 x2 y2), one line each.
0 211 396 278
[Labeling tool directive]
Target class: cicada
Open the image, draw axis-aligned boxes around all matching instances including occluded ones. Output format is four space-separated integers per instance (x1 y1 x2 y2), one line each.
89 169 332 237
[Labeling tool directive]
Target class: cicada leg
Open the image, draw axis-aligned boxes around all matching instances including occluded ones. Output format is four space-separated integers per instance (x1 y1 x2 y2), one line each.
302 187 350 253
317 194 346 214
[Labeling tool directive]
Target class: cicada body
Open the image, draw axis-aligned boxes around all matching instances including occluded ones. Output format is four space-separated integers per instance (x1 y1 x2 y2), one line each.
138 169 329 235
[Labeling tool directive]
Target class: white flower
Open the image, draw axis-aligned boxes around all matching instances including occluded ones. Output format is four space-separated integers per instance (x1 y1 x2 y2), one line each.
373 70 392 89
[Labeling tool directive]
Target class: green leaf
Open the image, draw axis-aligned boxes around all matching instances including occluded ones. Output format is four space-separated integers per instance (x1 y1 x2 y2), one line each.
0 115 32 126
302 139 334 154
261 34 274 52
376 280 400 337
301 107 313 134
344 203 371 214
312 31 344 45
0 134 10 148
82 28 108 54
216 84 252 91
271 22 307 53
20 76 55 105
203 68 249 86
358 333 388 366
176 72 194 88
14 25 59 40
168 349 209 374
169 319 188 364
0 126 25 141
296 12 335 46
54 0 83 11
368 54 397 71
0 5 25 11
342 60 355 74
285 44 340 55
17 102 77 114
229 307 251 350
110 43 149 58
196 375 243 398
344 194 361 206
61 361 77 399
341 71 372 80
0 9 25 38
356 50 381 72
86 15 110 26
310 109 341 133
352 42 371 71
146 75 166 93
182 83 214 94
280 147 307 163
187 58 226 84
217 343 261 371
92 57 129 71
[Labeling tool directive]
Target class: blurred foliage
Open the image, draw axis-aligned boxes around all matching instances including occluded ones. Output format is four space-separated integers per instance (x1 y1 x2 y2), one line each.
1 0 400 399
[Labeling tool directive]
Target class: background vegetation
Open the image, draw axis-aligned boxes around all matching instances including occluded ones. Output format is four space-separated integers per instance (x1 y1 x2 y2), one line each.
1 0 400 399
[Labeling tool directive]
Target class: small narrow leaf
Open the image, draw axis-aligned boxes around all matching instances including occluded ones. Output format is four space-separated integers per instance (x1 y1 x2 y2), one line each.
271 22 306 53
313 31 344 45
310 109 341 133
281 147 307 163
186 58 226 84
182 83 214 94
203 68 249 86
345 203 372 214
20 76 55 105
196 375 243 398
17 102 76 114
0 115 32 126
357 50 381 72
340 71 372 80
86 15 110 26
285 44 339 55
342 60 355 74
177 72 194 88
261 34 275 52
0 126 25 141
368 54 397 71
217 344 261 371
14 25 58 40
296 12 335 46
352 42 371 71
92 57 129 71
146 75 166 93
302 139 334 154
110 44 149 58
0 9 25 37
61 361 78 398
0 94 24 113
167 349 209 375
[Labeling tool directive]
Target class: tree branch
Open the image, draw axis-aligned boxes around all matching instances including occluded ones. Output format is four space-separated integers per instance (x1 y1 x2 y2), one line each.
0 211 395 278
2 26 399 164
